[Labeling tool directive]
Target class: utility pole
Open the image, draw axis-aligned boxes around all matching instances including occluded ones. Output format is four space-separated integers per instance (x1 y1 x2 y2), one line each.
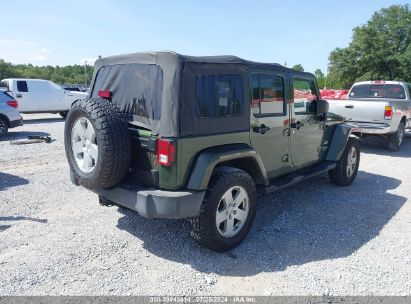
84 60 87 88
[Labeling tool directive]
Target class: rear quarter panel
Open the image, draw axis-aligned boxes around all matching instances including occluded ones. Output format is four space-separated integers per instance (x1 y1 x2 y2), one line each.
163 132 251 190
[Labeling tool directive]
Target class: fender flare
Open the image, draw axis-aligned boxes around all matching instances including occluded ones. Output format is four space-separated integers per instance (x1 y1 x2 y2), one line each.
186 145 269 191
326 123 359 162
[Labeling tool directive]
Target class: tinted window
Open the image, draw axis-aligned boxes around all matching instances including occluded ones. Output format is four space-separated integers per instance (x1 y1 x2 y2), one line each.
17 81 28 92
251 74 285 116
196 75 243 118
349 84 406 99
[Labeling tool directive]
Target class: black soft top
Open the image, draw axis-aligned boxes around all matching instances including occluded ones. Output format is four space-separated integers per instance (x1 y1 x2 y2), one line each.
91 51 312 137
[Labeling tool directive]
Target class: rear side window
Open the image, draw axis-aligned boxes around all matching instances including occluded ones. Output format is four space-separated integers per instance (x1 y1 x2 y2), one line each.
196 75 243 118
350 84 406 99
17 81 28 92
251 73 285 116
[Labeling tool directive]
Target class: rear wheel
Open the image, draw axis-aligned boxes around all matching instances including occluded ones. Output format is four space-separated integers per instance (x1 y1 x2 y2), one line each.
387 121 405 151
0 118 8 138
190 167 257 252
329 138 360 186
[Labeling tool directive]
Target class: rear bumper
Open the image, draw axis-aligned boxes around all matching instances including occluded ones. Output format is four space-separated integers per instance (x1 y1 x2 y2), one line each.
9 117 23 128
70 171 205 219
350 122 393 135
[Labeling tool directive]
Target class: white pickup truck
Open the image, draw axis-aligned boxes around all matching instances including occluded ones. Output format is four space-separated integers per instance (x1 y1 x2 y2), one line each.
0 79 88 117
327 81 411 151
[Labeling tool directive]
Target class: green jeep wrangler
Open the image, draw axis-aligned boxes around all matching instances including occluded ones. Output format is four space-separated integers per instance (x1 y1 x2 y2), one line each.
64 52 360 252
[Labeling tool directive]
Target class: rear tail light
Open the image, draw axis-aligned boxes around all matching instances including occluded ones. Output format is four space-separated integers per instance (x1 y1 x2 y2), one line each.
384 106 393 120
157 139 175 166
6 100 18 108
98 90 112 100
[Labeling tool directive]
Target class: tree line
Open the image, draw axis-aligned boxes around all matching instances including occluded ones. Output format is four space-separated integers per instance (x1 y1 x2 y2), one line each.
292 4 410 89
0 60 94 85
1 5 410 89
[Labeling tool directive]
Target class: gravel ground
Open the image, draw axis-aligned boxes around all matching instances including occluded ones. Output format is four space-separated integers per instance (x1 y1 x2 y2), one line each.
0 113 410 296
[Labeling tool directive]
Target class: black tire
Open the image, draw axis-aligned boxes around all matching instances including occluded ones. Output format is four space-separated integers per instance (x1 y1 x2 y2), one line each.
64 98 131 189
387 121 405 151
189 167 257 252
0 118 8 138
329 138 360 186
59 111 68 118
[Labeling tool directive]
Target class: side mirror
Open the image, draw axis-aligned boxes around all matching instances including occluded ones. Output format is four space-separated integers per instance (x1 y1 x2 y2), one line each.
317 99 329 114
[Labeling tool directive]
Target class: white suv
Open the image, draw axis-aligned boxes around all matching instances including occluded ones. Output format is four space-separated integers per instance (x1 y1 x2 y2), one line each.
0 91 23 138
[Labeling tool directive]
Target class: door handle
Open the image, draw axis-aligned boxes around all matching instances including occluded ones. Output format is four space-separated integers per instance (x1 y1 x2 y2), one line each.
253 124 270 134
290 121 304 130
16 94 22 98
345 104 354 108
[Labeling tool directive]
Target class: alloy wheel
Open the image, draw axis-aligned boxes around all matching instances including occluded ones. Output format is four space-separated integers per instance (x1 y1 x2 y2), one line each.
71 117 98 173
346 146 357 178
215 186 249 238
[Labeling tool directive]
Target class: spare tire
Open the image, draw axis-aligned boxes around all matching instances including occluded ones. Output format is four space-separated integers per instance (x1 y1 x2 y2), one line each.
64 98 131 189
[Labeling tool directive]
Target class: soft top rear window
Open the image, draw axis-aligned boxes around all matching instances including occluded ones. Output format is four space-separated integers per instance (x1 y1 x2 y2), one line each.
91 63 163 130
349 84 406 99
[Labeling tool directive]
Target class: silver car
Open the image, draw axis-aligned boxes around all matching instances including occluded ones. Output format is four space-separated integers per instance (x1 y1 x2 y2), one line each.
0 91 23 138
327 81 411 151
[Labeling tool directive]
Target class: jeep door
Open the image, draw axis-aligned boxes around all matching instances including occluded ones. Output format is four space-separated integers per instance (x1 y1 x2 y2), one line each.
249 71 292 178
290 76 325 167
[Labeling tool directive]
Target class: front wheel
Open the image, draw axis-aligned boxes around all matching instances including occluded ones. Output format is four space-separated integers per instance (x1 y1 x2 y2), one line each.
189 167 257 252
329 138 360 186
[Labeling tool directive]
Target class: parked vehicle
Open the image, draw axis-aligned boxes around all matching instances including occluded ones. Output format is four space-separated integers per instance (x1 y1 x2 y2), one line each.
0 79 88 117
0 91 23 138
327 81 411 151
64 52 360 251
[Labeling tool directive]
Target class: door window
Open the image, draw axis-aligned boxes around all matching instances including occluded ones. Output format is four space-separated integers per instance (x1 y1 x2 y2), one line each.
251 73 286 116
293 78 317 112
17 81 28 92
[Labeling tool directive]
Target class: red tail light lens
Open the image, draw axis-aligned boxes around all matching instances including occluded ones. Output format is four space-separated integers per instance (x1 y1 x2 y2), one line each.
157 139 175 166
6 100 18 108
384 106 393 119
98 90 112 100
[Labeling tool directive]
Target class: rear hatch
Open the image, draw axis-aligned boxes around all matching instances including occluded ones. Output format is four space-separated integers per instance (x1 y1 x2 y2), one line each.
90 63 164 187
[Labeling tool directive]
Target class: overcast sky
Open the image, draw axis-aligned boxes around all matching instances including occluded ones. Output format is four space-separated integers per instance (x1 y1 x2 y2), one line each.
1 0 409 73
